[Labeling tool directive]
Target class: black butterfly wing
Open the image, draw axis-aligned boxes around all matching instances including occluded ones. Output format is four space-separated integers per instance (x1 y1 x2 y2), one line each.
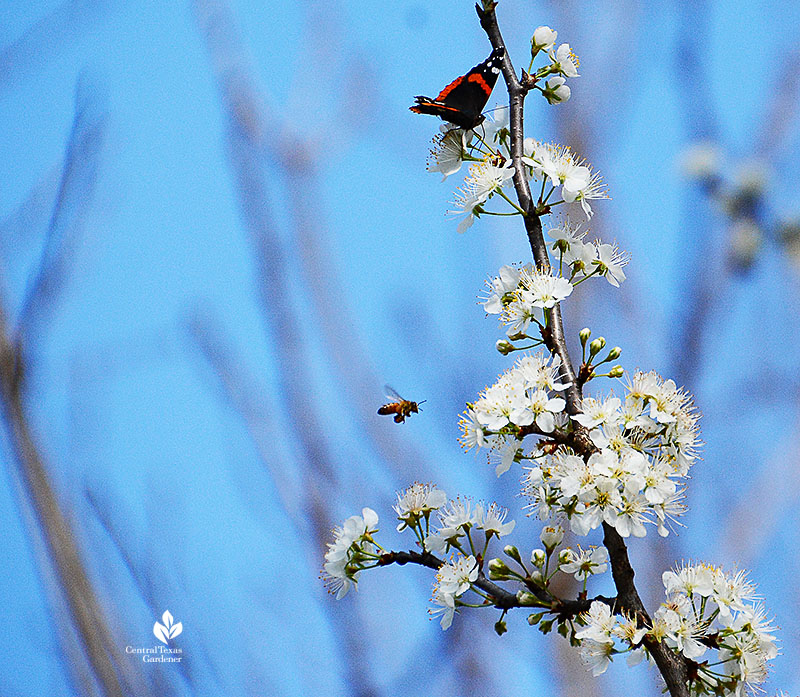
410 47 504 129
435 47 504 115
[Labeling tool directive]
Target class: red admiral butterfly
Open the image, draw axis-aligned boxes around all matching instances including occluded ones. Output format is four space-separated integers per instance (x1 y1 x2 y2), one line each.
410 47 505 130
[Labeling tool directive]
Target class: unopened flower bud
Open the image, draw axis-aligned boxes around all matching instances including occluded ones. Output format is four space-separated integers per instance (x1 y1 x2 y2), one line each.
528 611 544 625
558 549 573 565
531 548 546 568
540 525 564 550
488 558 511 579
608 365 624 378
518 591 539 606
579 328 591 346
494 619 508 636
589 337 606 356
529 570 544 586
531 25 557 52
543 76 571 104
496 339 514 355
606 346 622 361
503 545 522 565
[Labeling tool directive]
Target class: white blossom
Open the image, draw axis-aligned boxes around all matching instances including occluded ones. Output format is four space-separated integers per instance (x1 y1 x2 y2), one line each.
476 502 516 538
593 242 629 287
435 555 479 600
427 127 470 180
576 601 616 644
532 25 557 51
560 546 609 580
450 159 515 233
322 508 379 599
551 43 580 78
518 268 574 308
394 483 447 531
580 639 614 676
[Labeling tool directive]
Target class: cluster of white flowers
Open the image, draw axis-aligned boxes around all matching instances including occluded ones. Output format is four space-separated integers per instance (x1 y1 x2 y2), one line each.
423 496 517 555
576 564 778 696
459 351 571 475
460 362 698 538
322 508 379 599
656 564 778 694
523 141 608 219
393 486 518 631
481 256 628 344
434 120 609 227
531 26 579 104
523 370 699 538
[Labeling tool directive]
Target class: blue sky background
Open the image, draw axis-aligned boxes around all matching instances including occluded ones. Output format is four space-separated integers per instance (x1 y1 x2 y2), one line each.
1 1 800 695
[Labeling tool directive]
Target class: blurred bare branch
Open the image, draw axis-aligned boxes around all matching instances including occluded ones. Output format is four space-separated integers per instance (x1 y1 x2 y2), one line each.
192 4 392 695
0 74 152 696
0 163 61 278
0 1 109 94
756 48 800 160
195 0 427 488
185 309 299 522
0 304 141 697
719 416 800 565
15 74 106 352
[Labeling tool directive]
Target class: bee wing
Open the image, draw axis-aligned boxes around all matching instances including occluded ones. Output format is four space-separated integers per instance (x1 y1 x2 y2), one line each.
384 385 404 401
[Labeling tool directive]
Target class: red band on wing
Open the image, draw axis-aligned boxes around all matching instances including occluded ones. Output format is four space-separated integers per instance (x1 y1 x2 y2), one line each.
435 75 466 101
467 72 493 96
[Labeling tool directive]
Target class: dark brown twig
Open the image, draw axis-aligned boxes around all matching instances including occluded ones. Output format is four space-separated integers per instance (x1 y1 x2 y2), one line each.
381 549 618 620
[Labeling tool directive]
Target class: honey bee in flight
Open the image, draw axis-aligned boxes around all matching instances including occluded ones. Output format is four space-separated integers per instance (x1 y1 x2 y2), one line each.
378 386 425 423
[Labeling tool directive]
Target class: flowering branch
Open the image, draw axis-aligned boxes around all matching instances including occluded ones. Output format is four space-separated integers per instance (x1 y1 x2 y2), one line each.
322 5 781 697
476 9 690 694
476 2 581 416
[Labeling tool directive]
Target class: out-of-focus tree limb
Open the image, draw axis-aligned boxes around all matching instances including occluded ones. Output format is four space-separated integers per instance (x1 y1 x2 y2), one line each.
15 75 106 352
195 0 427 486
185 310 299 522
0 1 109 95
0 74 151 697
0 307 133 697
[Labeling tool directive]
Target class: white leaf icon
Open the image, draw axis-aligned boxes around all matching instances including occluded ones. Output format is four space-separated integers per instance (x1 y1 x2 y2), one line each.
153 622 170 645
162 610 174 628
169 622 183 639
